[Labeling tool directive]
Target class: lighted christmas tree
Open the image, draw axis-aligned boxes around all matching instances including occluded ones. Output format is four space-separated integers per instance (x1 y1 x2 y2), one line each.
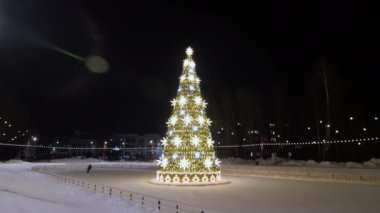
156 47 221 184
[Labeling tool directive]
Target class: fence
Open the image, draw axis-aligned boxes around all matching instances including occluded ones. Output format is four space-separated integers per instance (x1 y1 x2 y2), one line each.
222 168 380 185
32 165 208 213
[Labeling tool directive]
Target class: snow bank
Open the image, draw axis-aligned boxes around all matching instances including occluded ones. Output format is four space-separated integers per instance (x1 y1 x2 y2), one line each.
346 161 363 168
222 157 380 168
49 157 103 163
0 162 152 213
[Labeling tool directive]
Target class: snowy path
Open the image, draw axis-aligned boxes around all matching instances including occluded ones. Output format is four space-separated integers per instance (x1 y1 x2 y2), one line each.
51 166 380 213
0 163 152 213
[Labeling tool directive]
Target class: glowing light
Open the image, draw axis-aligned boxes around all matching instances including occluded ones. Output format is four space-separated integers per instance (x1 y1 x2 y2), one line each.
186 47 193 56
156 47 221 184
202 101 208 108
363 128 367 131
350 117 354 120
198 116 205 126
194 96 202 105
189 61 195 69
204 158 212 169
206 118 212 126
206 138 214 147
191 136 200 146
179 96 187 106
173 136 182 147
170 99 177 107
183 60 190 67
215 158 221 167
183 115 192 126
179 157 190 170
160 137 168 146
168 115 178 126
172 153 178 159
194 152 200 159
85 55 109 74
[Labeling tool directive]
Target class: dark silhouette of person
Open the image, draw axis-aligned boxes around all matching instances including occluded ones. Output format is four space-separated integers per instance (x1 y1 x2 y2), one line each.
87 164 92 173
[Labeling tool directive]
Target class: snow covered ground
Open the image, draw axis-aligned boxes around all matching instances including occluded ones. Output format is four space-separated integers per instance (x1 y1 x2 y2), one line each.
1 158 380 213
0 161 152 213
50 162 380 213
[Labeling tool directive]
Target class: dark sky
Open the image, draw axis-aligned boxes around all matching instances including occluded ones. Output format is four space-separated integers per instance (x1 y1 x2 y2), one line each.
0 0 379 136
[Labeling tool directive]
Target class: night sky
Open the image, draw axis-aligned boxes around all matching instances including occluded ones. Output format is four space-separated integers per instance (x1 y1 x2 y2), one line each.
0 1 379 137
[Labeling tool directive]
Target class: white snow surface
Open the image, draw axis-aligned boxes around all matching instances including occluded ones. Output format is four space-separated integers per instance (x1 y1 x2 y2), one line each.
0 162 152 213
1 158 380 213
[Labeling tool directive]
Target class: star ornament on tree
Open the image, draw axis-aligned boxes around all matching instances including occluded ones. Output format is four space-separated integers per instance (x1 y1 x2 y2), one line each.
206 138 214 147
191 135 200 146
170 99 177 107
204 158 212 170
194 96 202 105
179 157 190 170
157 157 168 168
186 47 193 56
160 137 168 146
206 118 212 126
173 136 182 147
167 115 178 126
215 158 221 167
198 116 205 126
183 115 192 126
178 96 187 107
180 74 186 81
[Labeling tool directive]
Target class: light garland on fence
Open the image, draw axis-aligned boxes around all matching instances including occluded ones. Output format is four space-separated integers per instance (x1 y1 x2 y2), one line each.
1 137 378 150
0 143 162 150
215 137 379 148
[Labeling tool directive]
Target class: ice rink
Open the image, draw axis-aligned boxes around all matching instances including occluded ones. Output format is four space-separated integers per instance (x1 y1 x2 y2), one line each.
50 166 380 213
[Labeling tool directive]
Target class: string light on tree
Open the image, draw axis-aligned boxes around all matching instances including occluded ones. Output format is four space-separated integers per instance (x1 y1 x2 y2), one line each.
155 47 222 185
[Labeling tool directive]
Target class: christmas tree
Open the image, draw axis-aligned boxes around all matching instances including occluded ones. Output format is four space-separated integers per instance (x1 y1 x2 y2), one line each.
156 47 221 184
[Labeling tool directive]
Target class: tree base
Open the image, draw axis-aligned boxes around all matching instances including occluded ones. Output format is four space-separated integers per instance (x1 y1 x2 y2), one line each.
149 178 230 186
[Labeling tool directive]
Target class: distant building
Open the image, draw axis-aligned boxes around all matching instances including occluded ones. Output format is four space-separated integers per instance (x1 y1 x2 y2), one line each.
112 134 161 160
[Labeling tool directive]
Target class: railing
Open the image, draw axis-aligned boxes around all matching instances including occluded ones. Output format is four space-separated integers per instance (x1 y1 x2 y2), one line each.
32 166 208 213
222 168 380 185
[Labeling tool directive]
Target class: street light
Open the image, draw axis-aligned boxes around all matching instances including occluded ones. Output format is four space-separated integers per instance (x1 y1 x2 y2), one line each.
26 136 37 161
103 141 107 159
